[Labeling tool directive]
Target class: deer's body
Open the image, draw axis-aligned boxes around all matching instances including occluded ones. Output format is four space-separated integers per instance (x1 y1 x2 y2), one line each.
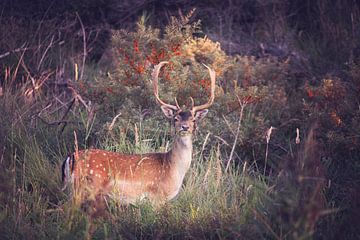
63 134 192 204
62 61 216 213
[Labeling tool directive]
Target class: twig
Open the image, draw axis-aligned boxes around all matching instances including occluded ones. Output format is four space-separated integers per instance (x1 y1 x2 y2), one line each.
226 95 246 172
222 114 236 136
0 44 30 59
24 71 53 97
60 98 75 122
76 12 87 81
68 86 90 111
59 99 76 134
36 116 79 126
37 35 55 70
50 98 74 114
19 57 36 90
213 135 230 146
37 103 53 116
11 48 26 86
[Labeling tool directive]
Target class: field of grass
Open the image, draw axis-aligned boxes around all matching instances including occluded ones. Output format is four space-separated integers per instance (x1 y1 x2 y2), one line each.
1 1 360 239
0 112 271 239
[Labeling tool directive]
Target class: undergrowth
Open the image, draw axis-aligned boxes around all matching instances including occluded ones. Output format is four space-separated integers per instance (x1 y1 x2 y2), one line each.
0 113 269 239
1 6 359 240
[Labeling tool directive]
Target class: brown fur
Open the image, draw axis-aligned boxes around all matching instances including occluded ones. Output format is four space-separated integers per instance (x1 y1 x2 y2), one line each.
72 149 176 204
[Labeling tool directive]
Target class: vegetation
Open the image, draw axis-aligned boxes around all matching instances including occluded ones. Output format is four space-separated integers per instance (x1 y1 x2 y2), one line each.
1 1 360 239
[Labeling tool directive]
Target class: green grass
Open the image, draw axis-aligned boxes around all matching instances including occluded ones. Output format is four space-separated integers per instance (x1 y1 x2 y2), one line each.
0 114 270 239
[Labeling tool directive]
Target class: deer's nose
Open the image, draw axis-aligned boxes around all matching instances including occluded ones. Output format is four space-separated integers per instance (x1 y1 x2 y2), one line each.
181 125 189 131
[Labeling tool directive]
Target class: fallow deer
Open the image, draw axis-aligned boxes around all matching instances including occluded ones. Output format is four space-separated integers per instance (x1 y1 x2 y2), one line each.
62 61 216 212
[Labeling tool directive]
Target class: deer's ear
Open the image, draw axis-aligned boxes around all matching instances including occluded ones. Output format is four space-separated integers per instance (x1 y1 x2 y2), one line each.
194 109 208 122
161 106 175 119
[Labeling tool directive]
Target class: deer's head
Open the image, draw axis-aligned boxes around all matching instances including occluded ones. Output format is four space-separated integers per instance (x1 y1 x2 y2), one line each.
152 61 216 136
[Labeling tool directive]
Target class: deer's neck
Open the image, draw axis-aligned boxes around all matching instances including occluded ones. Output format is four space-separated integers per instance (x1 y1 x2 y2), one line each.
168 134 193 178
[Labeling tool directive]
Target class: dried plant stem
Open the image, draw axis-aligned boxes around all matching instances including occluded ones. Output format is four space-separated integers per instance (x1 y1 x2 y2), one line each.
199 132 211 160
222 114 236 136
0 44 29 59
74 131 79 160
37 35 54 70
76 12 86 81
226 96 246 172
68 86 90 111
264 126 275 175
134 123 139 147
108 113 122 131
215 143 222 187
264 140 269 175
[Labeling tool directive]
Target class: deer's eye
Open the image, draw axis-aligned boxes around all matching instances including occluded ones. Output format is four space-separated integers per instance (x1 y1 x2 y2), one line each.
174 117 180 122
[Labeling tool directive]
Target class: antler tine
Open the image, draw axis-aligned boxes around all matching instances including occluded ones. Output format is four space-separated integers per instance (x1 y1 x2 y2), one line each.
152 61 179 111
191 64 216 113
174 97 181 109
189 97 195 109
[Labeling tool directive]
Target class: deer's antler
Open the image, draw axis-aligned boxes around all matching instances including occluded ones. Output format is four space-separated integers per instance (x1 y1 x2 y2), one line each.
152 61 179 111
191 64 216 113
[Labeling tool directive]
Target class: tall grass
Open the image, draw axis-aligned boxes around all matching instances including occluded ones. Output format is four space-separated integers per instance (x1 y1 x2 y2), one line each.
0 109 269 239
2 5 355 238
99 149 267 239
